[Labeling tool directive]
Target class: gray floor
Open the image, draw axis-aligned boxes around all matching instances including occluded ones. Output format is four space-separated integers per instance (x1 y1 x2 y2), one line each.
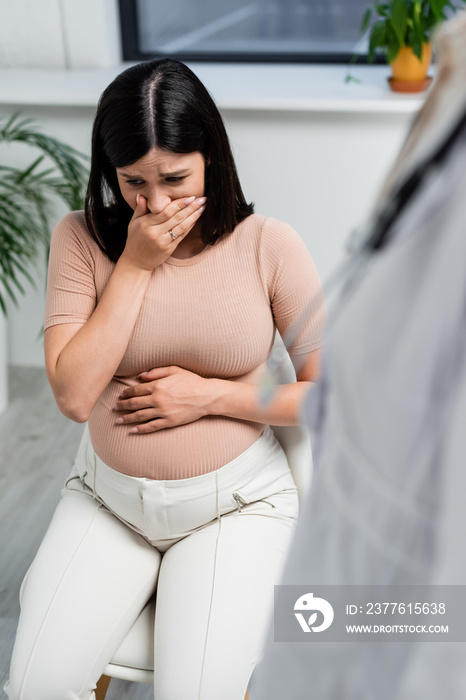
0 367 152 699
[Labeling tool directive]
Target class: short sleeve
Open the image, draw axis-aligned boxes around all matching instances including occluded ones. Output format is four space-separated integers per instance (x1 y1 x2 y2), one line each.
44 212 97 330
259 218 326 357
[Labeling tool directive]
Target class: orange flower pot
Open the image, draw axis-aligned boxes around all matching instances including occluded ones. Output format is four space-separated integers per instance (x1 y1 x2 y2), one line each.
388 43 433 92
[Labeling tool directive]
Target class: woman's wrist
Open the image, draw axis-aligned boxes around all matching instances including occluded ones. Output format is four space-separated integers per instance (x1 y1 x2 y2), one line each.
207 379 253 419
116 252 155 278
203 378 224 417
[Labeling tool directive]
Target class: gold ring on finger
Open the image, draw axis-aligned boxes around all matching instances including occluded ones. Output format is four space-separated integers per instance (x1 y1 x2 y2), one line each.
168 229 178 240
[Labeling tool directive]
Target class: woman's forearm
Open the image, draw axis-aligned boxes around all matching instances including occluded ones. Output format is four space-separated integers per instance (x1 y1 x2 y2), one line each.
113 352 320 433
207 377 312 426
45 257 152 422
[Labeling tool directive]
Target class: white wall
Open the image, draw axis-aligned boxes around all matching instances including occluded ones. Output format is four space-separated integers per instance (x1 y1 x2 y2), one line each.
224 109 410 278
0 0 121 69
0 0 414 368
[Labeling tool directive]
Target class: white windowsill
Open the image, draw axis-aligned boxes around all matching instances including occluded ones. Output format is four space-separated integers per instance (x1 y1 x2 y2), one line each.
0 62 432 114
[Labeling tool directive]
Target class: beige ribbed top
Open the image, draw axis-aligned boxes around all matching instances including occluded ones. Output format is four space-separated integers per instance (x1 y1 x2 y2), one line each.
45 211 324 479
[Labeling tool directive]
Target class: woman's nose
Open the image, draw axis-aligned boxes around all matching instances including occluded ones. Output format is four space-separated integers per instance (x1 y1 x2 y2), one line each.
147 187 171 214
146 188 171 215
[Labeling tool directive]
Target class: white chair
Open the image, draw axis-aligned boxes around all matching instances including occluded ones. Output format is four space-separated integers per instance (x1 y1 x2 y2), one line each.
96 415 313 698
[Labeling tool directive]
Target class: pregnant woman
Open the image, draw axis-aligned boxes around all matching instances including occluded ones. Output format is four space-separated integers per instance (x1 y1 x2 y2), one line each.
5 58 324 700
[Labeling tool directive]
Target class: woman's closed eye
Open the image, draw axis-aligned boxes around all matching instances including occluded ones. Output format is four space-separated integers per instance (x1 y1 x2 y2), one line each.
125 179 145 187
125 176 186 186
165 176 186 184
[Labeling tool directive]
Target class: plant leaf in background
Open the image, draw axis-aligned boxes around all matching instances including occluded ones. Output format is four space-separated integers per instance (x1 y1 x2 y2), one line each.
0 113 88 315
391 0 409 44
368 20 388 61
361 7 373 32
430 0 448 20
386 21 402 62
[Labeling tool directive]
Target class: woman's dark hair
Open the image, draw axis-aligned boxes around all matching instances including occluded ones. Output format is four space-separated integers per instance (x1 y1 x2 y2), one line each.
85 58 254 261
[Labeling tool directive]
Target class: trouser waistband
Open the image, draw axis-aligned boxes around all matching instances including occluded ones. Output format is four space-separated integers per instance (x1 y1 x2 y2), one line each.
69 424 297 547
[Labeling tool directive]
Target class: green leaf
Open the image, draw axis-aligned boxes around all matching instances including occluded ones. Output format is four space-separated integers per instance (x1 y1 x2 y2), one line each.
368 20 388 62
361 7 372 32
429 0 447 21
418 12 427 43
15 155 45 184
407 26 423 58
407 0 423 54
344 72 362 84
386 23 402 62
422 6 436 34
391 0 408 44
376 3 390 16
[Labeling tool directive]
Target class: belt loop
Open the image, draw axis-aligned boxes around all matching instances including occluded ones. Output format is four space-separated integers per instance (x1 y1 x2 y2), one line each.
93 448 97 495
215 470 220 521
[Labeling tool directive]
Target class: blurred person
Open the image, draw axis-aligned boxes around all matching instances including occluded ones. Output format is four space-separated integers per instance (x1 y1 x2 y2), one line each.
4 58 325 700
249 12 466 700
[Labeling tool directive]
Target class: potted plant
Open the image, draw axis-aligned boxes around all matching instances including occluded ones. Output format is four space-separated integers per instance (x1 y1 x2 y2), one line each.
361 0 466 91
0 112 88 411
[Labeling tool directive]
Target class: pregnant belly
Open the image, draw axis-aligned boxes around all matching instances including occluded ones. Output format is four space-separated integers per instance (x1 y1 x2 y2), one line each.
88 378 264 480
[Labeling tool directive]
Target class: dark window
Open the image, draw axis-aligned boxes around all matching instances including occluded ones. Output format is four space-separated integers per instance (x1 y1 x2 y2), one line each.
119 0 375 63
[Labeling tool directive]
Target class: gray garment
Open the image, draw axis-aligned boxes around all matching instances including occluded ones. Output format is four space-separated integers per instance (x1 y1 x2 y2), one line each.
251 16 466 700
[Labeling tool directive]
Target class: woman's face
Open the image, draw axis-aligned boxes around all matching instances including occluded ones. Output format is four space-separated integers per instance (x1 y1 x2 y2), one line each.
116 146 206 215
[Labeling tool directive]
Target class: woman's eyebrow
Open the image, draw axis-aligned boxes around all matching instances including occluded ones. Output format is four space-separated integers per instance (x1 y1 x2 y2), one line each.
159 168 189 177
118 170 141 178
118 168 189 178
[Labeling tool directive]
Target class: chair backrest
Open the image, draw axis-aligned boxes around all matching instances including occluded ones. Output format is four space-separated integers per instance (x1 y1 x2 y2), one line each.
269 339 313 501
272 424 312 502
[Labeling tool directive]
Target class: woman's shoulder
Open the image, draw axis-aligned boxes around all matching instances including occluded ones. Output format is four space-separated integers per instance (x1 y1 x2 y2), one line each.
51 210 105 262
232 213 308 259
53 210 91 240
232 213 299 243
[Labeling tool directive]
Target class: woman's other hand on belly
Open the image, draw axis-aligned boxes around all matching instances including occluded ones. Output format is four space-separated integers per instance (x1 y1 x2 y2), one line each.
113 366 216 433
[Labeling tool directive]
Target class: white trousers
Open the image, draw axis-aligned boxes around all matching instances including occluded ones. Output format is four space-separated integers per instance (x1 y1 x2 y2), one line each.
6 425 299 700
